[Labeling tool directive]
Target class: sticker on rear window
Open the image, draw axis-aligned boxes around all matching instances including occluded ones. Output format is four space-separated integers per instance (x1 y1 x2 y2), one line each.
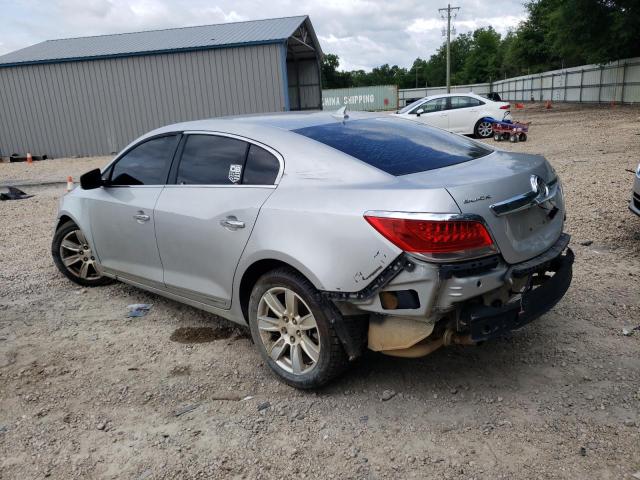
228 164 242 183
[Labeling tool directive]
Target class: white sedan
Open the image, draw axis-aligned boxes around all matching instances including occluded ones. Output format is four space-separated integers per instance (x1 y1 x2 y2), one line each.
395 93 511 138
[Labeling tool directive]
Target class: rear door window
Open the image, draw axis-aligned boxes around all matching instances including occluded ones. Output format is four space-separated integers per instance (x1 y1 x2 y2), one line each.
110 135 179 186
242 145 280 185
450 96 484 109
293 117 493 176
177 135 249 185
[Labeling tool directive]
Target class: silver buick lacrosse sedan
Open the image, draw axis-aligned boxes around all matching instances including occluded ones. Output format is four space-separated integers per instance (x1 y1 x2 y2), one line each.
52 111 573 388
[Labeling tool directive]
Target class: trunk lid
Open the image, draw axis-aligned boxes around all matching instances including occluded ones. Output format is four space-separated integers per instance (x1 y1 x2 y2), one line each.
402 150 565 264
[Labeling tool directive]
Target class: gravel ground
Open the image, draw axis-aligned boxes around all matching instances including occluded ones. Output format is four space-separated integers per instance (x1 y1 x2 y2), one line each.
1 103 639 479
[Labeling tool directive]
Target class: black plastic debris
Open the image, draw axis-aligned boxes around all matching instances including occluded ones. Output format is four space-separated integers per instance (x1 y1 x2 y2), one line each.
9 153 48 162
0 186 34 201
257 401 271 411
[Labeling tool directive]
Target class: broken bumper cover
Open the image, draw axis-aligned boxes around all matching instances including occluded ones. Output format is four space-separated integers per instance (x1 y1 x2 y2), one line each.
460 238 574 342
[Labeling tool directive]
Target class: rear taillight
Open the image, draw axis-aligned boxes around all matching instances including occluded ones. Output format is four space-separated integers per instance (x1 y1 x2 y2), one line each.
364 214 496 260
499 104 510 110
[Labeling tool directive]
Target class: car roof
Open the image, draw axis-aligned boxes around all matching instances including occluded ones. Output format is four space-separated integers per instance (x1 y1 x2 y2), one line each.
147 110 388 136
422 92 486 101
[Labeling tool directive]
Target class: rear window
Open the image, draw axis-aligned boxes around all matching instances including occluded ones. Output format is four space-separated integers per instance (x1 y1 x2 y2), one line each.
293 117 492 176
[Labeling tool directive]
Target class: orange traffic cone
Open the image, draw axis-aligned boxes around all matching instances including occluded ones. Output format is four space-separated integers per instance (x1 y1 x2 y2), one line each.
66 176 74 192
26 152 33 164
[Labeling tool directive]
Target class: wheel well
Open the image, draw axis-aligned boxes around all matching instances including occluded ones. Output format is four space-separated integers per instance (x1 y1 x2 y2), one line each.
238 259 304 324
56 215 74 230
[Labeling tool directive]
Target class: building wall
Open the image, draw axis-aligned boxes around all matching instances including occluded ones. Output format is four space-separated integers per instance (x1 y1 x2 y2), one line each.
0 43 287 157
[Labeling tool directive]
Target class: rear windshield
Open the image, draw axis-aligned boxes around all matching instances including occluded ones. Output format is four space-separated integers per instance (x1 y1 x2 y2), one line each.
293 117 492 176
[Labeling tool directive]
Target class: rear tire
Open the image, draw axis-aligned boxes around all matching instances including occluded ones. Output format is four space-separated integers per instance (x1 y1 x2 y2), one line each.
474 119 493 138
493 133 501 141
248 267 349 389
52 221 113 287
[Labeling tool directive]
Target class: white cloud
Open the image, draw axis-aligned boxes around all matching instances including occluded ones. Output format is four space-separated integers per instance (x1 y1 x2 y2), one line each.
0 0 527 70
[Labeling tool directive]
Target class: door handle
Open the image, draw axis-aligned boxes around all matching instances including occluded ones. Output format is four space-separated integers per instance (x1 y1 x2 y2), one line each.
133 211 150 223
220 216 245 230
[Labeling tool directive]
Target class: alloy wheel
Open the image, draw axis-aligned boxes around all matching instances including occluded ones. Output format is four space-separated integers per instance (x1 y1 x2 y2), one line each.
477 121 493 137
59 229 101 281
257 287 321 375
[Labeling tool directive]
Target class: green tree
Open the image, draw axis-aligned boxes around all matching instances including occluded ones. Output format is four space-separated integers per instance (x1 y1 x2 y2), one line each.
320 53 351 89
321 0 640 89
460 27 502 83
547 0 640 65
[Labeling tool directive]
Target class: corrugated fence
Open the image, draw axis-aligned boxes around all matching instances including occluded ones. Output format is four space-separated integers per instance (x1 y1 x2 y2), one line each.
399 57 640 107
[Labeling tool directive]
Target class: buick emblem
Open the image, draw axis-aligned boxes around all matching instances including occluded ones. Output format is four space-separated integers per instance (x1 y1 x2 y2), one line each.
530 175 548 199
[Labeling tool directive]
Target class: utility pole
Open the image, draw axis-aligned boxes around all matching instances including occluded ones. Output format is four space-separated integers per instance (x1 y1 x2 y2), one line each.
439 3 459 93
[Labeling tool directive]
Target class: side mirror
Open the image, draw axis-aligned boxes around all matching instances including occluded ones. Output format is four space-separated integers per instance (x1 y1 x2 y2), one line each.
80 168 104 190
416 108 424 117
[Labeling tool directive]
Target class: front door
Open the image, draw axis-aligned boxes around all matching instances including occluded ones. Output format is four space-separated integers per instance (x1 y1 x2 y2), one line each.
413 97 448 129
89 134 180 287
154 133 282 308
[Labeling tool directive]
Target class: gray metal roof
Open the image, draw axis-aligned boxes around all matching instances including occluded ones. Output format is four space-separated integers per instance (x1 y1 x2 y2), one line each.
0 15 315 67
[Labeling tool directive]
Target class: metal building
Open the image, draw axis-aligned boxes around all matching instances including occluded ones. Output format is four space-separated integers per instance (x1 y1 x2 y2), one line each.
0 15 322 158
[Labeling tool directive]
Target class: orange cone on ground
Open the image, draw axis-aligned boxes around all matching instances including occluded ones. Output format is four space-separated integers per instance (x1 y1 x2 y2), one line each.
66 176 74 192
26 152 33 164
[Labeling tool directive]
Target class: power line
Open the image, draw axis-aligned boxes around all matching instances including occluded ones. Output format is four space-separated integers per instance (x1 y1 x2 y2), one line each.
439 4 460 93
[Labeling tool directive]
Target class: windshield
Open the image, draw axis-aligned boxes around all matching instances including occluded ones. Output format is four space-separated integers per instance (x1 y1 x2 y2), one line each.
293 117 493 176
398 98 426 114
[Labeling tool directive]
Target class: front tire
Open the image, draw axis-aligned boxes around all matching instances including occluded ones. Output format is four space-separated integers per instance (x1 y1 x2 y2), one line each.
52 221 113 287
248 268 349 389
474 119 493 138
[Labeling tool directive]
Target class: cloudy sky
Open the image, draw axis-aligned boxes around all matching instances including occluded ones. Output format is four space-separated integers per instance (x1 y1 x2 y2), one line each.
0 0 527 70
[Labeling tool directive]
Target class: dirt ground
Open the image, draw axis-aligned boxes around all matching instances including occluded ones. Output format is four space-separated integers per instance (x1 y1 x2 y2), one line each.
1 103 640 479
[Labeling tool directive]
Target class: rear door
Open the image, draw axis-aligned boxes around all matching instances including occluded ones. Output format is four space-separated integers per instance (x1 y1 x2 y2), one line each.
154 132 282 308
447 96 484 133
88 134 180 287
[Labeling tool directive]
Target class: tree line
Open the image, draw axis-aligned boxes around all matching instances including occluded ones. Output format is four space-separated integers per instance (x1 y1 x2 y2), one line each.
321 0 640 90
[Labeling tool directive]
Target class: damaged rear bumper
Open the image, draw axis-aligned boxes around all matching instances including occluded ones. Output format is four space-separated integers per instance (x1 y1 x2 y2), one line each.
459 239 574 342
328 233 574 358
